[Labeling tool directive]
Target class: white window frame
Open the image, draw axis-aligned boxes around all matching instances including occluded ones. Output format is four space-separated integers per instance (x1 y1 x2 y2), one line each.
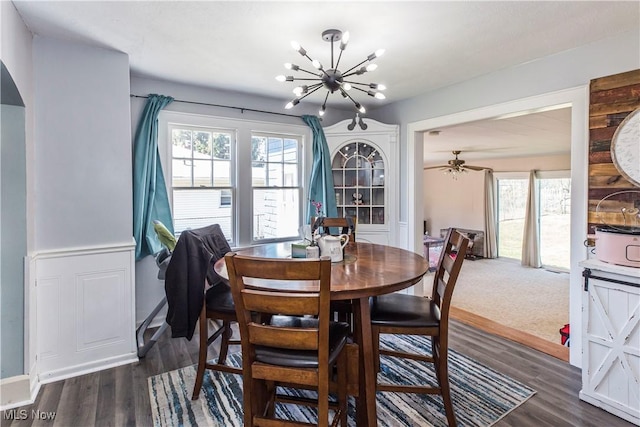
158 111 310 248
250 131 303 243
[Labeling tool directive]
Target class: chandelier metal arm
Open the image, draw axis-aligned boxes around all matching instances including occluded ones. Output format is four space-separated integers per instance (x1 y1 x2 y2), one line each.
339 87 364 112
343 80 378 88
298 47 330 79
296 66 324 77
319 91 330 116
348 86 384 99
293 85 323 102
334 47 344 71
350 86 371 94
342 58 369 76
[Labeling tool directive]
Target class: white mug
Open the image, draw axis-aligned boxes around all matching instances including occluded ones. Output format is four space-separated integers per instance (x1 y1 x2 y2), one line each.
305 245 320 259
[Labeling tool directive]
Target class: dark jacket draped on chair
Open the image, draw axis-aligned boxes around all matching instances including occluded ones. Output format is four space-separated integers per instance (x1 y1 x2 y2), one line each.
164 224 231 340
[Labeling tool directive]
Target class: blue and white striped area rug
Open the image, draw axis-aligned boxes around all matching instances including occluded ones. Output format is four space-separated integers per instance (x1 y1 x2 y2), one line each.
148 334 535 426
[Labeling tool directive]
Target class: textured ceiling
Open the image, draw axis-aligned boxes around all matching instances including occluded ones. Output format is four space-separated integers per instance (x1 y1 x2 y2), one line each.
11 1 639 163
422 107 573 164
13 1 640 108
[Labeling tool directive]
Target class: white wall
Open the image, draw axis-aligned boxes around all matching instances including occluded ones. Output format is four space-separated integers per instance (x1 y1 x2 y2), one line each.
424 154 570 237
33 37 132 250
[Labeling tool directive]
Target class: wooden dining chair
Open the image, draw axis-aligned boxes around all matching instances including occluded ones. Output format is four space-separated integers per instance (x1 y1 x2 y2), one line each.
370 228 470 426
312 216 356 242
191 284 242 400
225 253 349 427
165 224 242 401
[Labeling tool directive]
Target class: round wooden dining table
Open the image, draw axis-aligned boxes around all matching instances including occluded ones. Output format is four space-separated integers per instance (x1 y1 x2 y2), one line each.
214 241 429 426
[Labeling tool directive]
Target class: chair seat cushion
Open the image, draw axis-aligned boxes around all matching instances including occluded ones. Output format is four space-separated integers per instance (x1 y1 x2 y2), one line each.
255 316 350 369
370 293 441 328
205 284 235 314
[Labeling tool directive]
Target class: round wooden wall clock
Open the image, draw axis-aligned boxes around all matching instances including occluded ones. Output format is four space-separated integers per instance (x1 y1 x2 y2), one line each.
611 107 640 188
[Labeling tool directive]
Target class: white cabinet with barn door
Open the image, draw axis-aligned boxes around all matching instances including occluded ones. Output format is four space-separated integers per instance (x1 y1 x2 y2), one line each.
323 119 399 247
579 259 640 426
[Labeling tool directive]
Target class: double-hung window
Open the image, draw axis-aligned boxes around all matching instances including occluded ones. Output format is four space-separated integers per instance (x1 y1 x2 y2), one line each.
251 133 300 240
160 112 307 247
169 124 234 240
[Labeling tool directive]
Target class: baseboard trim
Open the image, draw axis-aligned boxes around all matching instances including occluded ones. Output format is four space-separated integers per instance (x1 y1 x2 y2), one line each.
0 375 32 410
38 352 138 385
451 306 570 362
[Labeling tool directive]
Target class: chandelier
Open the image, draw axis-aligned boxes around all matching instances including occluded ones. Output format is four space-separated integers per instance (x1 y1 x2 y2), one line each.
276 29 386 117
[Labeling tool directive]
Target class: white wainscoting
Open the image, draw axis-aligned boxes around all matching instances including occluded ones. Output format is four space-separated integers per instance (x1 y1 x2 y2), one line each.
35 242 137 383
397 222 409 249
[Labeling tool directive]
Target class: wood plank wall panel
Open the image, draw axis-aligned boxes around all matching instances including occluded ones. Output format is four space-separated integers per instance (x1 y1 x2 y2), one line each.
588 69 640 234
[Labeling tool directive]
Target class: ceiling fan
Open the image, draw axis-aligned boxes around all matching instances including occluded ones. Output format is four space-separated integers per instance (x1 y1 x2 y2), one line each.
424 150 493 175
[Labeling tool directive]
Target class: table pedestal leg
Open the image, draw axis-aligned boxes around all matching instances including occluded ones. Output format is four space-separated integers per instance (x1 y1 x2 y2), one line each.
353 297 377 426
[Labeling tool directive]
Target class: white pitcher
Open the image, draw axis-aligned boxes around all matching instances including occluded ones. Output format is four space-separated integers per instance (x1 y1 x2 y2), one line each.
316 234 349 262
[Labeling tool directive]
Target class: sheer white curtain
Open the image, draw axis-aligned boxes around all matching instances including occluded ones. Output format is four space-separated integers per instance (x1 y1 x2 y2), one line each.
522 170 541 267
483 170 498 258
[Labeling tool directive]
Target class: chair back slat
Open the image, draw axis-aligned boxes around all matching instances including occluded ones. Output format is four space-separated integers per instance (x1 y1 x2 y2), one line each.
441 253 455 274
233 255 325 281
248 324 319 350
242 289 320 316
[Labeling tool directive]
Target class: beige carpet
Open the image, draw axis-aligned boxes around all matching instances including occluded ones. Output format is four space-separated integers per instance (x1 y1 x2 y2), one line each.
449 258 570 344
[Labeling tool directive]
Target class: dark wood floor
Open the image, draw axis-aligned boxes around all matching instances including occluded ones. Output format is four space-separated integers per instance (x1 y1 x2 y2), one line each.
2 320 634 427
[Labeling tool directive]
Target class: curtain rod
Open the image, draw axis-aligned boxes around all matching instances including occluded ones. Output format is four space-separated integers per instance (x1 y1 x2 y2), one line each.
130 94 303 119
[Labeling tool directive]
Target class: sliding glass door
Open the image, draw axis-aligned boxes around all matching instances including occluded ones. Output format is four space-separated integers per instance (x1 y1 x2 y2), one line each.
496 171 571 270
496 175 528 261
538 173 571 270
